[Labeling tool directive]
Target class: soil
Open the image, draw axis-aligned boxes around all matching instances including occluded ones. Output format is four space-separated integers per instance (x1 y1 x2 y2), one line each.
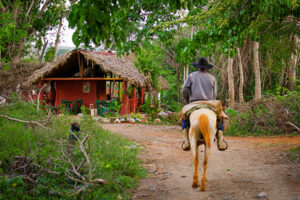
103 124 300 200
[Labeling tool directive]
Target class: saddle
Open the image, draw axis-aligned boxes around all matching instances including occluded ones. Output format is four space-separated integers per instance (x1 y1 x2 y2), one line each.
181 100 229 131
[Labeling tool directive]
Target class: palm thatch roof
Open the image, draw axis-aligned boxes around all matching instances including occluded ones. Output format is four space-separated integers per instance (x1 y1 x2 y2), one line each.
0 63 46 96
24 50 147 88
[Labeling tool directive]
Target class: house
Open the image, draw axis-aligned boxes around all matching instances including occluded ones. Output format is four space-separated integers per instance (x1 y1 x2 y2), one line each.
24 50 147 115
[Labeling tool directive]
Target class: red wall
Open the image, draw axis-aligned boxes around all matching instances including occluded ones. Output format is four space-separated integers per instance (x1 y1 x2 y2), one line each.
54 80 142 115
55 80 98 108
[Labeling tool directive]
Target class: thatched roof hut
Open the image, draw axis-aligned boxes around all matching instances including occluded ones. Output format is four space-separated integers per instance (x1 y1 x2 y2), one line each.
24 50 147 88
0 63 46 96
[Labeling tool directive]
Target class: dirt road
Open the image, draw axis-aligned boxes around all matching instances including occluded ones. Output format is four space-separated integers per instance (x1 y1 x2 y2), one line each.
103 124 300 200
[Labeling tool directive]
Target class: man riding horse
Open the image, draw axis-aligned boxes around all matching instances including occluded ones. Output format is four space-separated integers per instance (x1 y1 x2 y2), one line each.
181 57 227 151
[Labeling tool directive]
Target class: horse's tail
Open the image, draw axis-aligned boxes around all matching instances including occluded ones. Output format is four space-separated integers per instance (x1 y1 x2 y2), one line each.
198 114 211 148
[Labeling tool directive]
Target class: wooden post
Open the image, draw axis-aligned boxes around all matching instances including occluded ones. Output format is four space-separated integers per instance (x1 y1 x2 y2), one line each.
131 85 137 113
118 82 121 100
37 81 44 107
77 52 84 78
138 88 144 108
121 81 129 115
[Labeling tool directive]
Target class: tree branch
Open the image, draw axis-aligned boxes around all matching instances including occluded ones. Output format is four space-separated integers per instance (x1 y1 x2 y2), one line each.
25 0 35 18
286 122 300 132
0 114 49 129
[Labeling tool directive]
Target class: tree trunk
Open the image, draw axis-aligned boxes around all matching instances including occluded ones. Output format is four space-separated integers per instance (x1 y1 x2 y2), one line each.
227 57 235 108
236 48 244 103
287 35 299 91
39 37 48 62
183 66 189 83
54 17 63 59
253 41 262 100
11 40 24 63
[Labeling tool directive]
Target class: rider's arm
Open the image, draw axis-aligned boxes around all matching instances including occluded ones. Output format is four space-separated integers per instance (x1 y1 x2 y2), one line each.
213 78 217 100
182 75 192 103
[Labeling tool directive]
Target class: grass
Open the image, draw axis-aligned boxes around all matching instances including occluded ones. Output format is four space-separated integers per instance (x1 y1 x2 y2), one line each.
0 99 146 199
288 146 300 162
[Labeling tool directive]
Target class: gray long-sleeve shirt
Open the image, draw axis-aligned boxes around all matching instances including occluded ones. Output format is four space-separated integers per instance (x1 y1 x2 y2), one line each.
182 71 217 103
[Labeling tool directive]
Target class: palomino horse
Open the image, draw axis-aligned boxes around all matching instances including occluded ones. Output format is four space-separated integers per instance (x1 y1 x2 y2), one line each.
189 107 217 191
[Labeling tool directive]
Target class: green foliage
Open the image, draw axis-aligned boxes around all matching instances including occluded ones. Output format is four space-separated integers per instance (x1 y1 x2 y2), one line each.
80 105 89 115
135 43 165 88
0 177 30 199
130 112 142 120
0 0 64 62
140 95 161 120
288 145 300 162
68 0 197 49
0 99 146 199
102 100 123 118
44 46 55 62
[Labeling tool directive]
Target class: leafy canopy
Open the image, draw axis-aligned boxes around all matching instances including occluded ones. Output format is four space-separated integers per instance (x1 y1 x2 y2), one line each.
68 0 299 58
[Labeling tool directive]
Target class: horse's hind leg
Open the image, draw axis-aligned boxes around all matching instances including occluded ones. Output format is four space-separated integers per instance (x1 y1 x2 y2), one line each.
200 144 210 191
198 114 211 191
190 127 200 188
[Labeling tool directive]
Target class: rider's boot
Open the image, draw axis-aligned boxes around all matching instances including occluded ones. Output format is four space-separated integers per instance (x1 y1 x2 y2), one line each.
217 130 228 151
182 128 191 151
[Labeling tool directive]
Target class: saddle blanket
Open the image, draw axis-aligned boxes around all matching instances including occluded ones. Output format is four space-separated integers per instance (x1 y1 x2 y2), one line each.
181 100 228 119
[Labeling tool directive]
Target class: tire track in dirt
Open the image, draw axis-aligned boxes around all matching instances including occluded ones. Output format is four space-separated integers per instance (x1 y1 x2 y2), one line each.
103 124 300 200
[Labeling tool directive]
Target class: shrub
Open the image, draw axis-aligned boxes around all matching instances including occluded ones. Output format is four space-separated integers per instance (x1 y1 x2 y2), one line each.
226 93 300 136
140 95 161 120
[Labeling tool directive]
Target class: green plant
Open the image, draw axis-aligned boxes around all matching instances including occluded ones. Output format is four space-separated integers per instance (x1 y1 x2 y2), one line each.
140 96 161 121
288 146 300 162
131 112 142 120
80 105 89 115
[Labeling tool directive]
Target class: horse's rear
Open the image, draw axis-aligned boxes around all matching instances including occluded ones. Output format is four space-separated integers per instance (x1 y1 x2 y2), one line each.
189 108 217 191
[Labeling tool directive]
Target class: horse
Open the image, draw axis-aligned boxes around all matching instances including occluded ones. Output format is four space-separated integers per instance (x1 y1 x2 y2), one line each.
188 107 217 191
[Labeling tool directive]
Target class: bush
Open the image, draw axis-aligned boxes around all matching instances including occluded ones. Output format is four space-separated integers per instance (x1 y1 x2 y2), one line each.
140 96 161 120
0 99 146 199
277 91 300 128
226 93 300 136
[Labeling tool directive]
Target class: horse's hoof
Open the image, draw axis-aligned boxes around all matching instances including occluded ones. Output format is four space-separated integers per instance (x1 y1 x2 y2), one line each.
192 182 200 188
200 186 206 191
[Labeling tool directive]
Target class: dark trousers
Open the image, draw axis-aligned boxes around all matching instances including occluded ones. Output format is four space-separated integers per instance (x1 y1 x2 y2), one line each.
181 119 224 131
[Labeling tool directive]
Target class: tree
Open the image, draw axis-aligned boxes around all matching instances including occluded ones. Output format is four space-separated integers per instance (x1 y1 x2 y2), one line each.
253 41 262 100
68 0 300 104
236 47 244 103
0 0 64 63
68 0 200 50
227 57 234 108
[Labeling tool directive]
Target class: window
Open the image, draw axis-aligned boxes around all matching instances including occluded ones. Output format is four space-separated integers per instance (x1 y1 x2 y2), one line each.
82 82 91 93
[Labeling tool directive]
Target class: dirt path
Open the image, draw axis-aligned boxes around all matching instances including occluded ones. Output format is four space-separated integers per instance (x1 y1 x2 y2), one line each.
103 124 300 200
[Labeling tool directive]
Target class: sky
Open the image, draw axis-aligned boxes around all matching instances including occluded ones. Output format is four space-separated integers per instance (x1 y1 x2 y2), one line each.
47 18 76 48
60 19 76 47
